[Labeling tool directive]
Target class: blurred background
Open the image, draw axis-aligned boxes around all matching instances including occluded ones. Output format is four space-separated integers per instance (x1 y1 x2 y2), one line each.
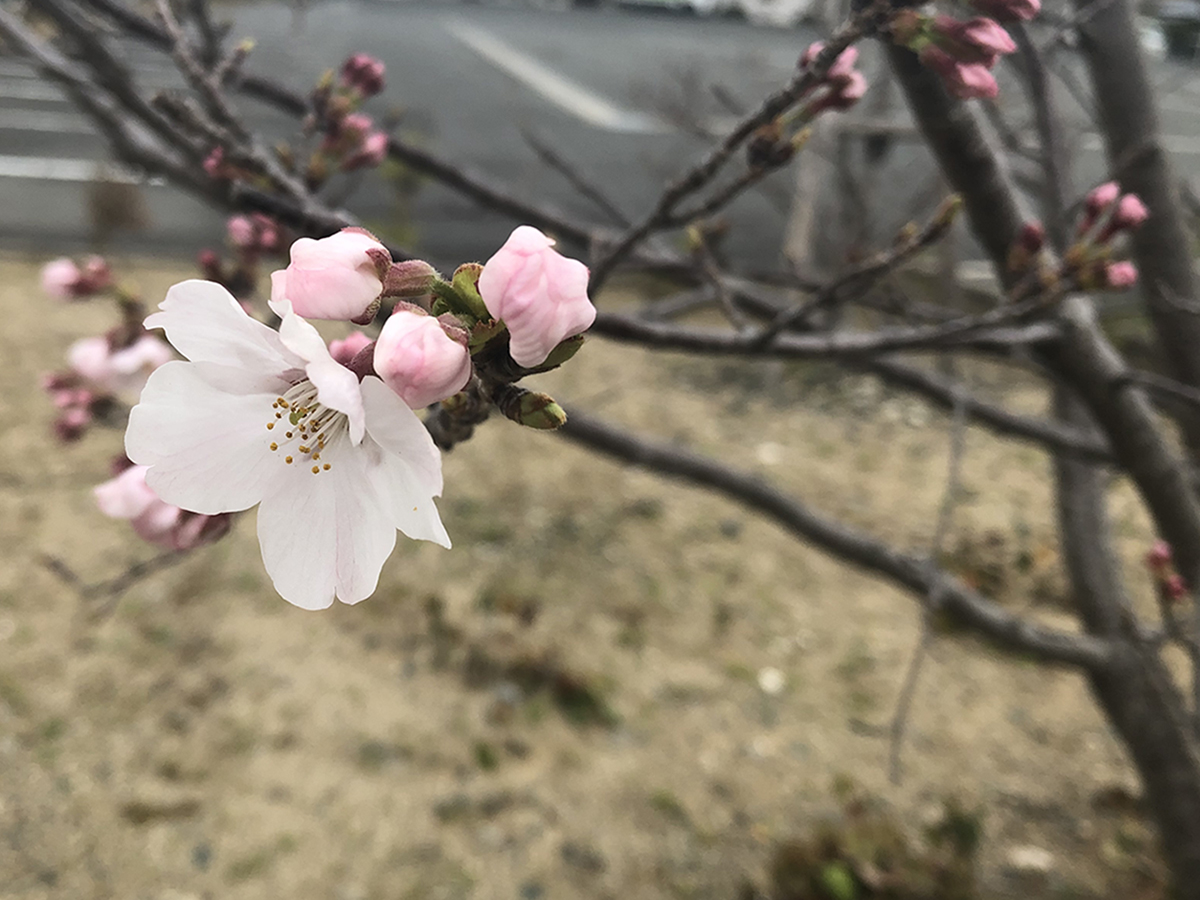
1 0 1198 898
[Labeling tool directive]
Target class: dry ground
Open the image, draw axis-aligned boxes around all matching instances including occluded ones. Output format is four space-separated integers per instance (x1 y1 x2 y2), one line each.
0 256 1168 899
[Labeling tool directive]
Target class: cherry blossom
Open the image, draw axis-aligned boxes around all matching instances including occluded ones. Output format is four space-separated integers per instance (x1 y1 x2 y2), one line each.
125 279 449 609
477 225 595 368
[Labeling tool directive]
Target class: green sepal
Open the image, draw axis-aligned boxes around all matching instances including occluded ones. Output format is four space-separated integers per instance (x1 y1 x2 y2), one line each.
451 263 489 320
469 319 507 353
429 278 476 321
523 335 584 373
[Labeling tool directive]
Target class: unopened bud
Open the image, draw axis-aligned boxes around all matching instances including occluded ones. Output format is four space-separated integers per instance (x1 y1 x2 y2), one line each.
1165 573 1189 602
1146 540 1173 572
374 309 472 409
1105 261 1138 289
494 384 567 430
383 259 438 305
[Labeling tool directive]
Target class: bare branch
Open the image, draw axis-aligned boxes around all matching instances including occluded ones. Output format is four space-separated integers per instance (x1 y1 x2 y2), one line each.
557 407 1114 670
889 374 968 783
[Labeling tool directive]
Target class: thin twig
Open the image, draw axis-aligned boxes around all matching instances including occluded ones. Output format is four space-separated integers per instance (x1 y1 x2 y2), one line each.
889 374 968 783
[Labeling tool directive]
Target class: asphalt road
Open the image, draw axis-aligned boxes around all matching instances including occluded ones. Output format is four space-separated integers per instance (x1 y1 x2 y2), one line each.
2 1 1200 269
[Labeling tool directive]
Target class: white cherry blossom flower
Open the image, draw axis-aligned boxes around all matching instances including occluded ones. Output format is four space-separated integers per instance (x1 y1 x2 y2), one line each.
125 279 449 610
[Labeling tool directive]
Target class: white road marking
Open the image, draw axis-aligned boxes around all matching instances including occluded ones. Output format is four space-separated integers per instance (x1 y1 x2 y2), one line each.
0 109 94 133
0 79 68 102
1080 133 1200 155
444 19 668 134
0 155 165 185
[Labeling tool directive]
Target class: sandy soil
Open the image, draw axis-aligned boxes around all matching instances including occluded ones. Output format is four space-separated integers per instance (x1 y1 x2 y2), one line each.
0 255 1165 899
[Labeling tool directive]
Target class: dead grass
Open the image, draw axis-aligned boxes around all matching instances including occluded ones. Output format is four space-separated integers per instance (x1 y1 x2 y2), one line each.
0 253 1169 899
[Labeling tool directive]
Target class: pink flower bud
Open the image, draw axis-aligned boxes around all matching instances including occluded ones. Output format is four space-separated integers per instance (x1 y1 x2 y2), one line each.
1105 261 1138 289
920 46 999 99
227 215 256 249
1085 181 1120 216
1146 540 1173 571
329 331 374 367
95 465 230 550
68 334 172 395
340 53 386 97
478 225 596 369
80 256 112 293
1165 573 1189 602
932 15 1016 66
1018 221 1046 253
269 228 389 322
41 258 81 300
198 249 223 281
809 70 868 114
1113 194 1149 231
203 146 226 179
340 112 374 140
341 131 389 171
55 406 91 442
374 310 472 409
968 0 1040 22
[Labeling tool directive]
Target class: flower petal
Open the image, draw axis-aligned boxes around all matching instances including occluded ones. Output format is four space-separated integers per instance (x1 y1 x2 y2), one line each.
256 443 398 608
145 280 298 373
361 377 443 495
126 361 284 514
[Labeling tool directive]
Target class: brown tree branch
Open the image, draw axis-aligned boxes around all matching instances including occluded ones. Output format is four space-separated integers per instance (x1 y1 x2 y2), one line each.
556 406 1113 670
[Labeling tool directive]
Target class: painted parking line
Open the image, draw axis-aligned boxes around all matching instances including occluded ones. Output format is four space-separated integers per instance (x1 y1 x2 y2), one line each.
0 155 165 185
0 79 69 102
0 110 95 134
445 18 668 134
1080 133 1200 155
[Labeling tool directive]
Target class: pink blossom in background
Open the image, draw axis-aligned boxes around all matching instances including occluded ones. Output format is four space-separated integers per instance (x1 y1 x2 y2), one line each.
342 131 389 171
329 331 374 367
1113 194 1149 230
340 53 386 97
68 334 173 396
1085 181 1121 215
1146 540 1173 571
203 146 227 179
1105 261 1138 289
374 310 472 409
933 15 1017 66
269 229 389 322
41 258 81 300
94 463 231 551
920 46 1000 99
478 225 595 368
227 215 256 249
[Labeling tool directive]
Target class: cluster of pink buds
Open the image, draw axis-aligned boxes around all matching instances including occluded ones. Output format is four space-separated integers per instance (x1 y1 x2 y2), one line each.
265 225 594 415
340 53 386 99
890 11 1024 99
41 256 112 301
1069 181 1147 290
43 329 173 442
43 372 102 442
1146 540 1189 603
95 457 231 551
227 213 282 255
319 111 389 173
798 42 868 115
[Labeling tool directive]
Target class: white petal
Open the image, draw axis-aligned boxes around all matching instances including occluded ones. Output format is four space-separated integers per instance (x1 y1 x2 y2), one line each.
366 438 451 548
256 473 338 610
271 298 330 364
146 280 298 373
256 443 397 608
360 377 443 495
307 359 366 445
126 361 284 514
